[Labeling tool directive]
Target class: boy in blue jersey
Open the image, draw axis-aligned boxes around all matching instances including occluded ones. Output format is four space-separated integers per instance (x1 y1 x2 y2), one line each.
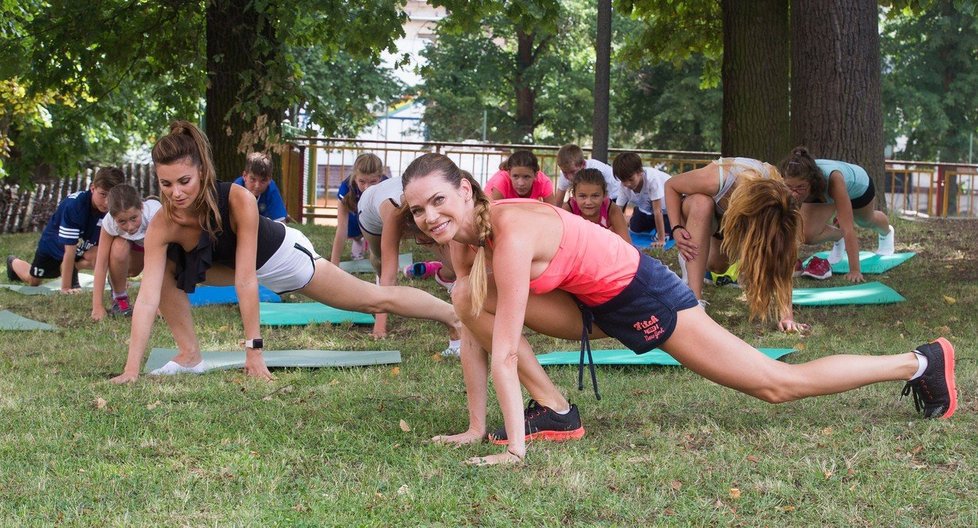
233 152 288 222
6 167 125 292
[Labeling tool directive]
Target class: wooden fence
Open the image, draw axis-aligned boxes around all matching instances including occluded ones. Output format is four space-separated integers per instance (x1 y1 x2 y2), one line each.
1 164 157 234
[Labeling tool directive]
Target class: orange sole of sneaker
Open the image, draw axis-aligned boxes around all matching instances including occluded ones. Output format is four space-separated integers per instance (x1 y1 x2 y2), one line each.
934 337 957 419
489 427 586 446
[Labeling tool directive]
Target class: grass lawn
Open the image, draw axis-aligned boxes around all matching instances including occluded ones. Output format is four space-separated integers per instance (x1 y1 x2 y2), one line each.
1 216 975 526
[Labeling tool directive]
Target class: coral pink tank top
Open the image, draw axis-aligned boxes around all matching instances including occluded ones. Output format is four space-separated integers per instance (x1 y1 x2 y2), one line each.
494 200 639 306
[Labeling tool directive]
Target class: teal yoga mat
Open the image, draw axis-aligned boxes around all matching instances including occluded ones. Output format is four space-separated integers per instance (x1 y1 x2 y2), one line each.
536 347 793 367
0 272 97 295
339 253 412 274
0 310 57 330
144 348 400 373
259 302 374 326
806 251 915 274
792 281 905 306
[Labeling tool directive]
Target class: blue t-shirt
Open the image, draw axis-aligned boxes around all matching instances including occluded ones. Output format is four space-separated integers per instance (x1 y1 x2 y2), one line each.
336 179 361 238
37 189 105 260
233 176 288 220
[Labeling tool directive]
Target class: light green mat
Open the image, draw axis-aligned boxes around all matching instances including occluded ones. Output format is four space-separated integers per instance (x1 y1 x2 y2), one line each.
145 348 400 373
0 272 96 295
792 281 905 306
339 253 412 274
807 251 915 274
259 302 374 326
536 347 793 367
0 310 58 330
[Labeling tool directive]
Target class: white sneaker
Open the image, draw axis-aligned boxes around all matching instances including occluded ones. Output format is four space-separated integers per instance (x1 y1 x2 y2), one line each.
828 237 845 264
678 253 689 283
351 238 366 260
441 344 461 358
876 225 895 256
149 360 206 376
697 299 709 310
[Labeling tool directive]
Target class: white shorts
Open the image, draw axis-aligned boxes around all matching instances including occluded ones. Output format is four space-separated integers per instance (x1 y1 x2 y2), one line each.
257 226 320 293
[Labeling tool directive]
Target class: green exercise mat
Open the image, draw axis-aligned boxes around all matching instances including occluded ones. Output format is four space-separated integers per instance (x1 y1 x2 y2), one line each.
0 310 58 330
536 347 793 367
807 251 915 274
339 253 412 274
792 281 905 306
0 272 96 295
259 302 374 326
144 348 401 373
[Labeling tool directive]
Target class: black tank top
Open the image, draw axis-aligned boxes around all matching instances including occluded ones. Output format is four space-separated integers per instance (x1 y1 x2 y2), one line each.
167 181 286 292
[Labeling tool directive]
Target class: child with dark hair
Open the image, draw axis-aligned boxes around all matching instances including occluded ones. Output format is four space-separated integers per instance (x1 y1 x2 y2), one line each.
330 153 387 265
7 167 125 292
484 150 556 204
554 144 620 204
90 184 163 320
779 146 894 283
233 152 287 222
612 152 672 246
562 168 629 242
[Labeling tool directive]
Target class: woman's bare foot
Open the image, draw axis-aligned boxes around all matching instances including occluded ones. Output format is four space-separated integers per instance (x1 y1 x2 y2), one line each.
465 449 524 466
431 429 484 445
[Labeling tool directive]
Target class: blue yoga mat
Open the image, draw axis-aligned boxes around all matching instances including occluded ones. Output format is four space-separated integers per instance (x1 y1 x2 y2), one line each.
629 230 676 250
187 285 281 306
792 281 905 306
806 251 915 274
536 347 793 367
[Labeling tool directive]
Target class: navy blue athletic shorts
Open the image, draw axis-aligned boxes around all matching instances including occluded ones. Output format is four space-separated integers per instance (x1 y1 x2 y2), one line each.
582 254 699 353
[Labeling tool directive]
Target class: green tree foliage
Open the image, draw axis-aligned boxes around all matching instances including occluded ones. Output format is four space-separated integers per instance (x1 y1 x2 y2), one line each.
882 3 978 162
420 0 594 144
420 0 720 150
0 0 406 183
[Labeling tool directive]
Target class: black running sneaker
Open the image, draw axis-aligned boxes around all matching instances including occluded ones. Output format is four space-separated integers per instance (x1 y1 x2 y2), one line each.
488 400 586 445
6 255 20 283
70 268 81 289
902 338 957 419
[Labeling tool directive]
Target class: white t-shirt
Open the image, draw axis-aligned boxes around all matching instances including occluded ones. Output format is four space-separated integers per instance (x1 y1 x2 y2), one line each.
101 199 163 246
556 158 621 199
615 167 670 215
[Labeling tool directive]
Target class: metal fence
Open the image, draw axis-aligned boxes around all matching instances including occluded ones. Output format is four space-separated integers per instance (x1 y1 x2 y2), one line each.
2 143 977 234
290 137 978 223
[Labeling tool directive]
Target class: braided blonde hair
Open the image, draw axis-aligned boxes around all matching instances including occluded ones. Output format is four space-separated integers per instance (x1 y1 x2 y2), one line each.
402 154 493 315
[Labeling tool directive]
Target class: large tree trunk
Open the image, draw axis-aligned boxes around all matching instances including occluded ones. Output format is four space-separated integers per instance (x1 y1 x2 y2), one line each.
205 0 284 182
721 0 790 161
591 0 612 163
514 29 537 143
791 0 885 209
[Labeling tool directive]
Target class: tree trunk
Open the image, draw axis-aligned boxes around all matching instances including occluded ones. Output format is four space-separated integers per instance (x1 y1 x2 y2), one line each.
514 29 537 143
205 0 284 182
791 0 885 209
591 0 612 163
721 0 790 161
